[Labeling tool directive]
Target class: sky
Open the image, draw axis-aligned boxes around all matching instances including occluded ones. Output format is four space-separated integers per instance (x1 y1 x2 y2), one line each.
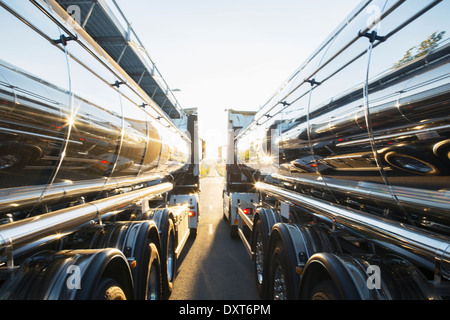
116 0 362 156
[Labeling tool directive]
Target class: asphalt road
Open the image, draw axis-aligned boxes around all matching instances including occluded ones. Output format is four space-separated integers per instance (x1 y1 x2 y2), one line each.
169 167 260 300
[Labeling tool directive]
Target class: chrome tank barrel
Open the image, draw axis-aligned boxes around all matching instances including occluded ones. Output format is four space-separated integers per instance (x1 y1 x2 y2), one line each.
0 1 190 213
0 182 173 266
236 1 450 235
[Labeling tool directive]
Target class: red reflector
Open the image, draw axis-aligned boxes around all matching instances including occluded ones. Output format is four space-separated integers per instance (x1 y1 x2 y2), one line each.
243 208 253 215
100 160 109 164
189 210 196 217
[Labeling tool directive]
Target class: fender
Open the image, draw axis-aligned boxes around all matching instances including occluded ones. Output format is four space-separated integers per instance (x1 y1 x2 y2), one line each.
267 223 305 299
0 248 134 300
268 223 333 275
299 252 441 300
298 252 361 300
150 208 176 299
363 255 439 300
341 254 439 300
251 207 281 298
252 207 281 256
90 221 161 299
267 223 336 299
74 248 134 300
90 220 160 255
150 208 172 232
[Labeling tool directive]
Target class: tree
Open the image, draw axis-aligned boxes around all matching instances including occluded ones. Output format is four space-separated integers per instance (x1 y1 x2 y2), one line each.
394 31 446 69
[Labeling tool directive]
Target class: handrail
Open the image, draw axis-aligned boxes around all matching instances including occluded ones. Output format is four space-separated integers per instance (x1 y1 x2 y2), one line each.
237 207 253 231
0 173 168 214
237 207 254 258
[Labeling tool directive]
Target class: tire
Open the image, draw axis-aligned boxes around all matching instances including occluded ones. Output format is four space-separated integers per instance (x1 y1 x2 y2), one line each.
268 240 297 300
384 149 446 175
0 145 40 170
146 242 162 300
309 280 342 300
160 218 176 299
92 278 127 300
433 139 450 162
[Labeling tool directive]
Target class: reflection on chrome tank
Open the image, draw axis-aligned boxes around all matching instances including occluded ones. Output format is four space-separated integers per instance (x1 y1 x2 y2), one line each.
235 0 450 235
0 0 190 216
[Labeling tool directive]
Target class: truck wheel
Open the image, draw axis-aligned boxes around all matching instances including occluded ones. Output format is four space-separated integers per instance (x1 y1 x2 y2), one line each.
146 242 162 300
433 139 450 162
0 145 41 170
160 217 176 299
92 278 127 300
89 221 162 300
384 149 446 175
252 208 282 299
309 280 341 300
268 240 297 300
0 249 134 300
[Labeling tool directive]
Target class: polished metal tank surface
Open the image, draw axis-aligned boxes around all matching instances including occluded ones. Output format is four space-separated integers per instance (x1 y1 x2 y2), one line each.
235 0 450 234
0 0 190 214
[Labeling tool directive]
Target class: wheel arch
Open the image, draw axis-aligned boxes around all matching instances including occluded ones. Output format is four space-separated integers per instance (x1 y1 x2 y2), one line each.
0 248 135 300
382 146 448 175
266 223 302 299
146 219 162 252
76 248 135 300
298 252 361 300
89 220 161 300
251 207 281 254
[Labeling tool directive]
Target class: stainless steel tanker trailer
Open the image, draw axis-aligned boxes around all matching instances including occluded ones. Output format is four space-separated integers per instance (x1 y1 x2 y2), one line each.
0 0 200 300
223 0 450 300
